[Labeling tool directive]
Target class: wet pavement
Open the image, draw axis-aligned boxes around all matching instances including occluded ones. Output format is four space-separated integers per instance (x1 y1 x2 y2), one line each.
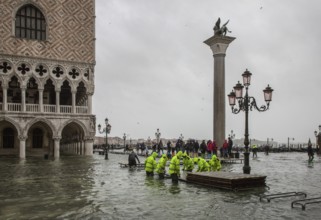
0 152 320 219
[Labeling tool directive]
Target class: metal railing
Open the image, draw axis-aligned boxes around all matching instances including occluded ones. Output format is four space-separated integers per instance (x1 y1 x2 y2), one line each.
260 192 307 202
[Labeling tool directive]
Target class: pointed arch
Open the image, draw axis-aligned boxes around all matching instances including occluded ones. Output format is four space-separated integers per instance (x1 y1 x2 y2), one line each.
58 119 88 137
23 117 56 137
0 116 22 136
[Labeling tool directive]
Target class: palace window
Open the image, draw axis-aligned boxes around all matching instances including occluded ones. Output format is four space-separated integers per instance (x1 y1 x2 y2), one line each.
15 4 46 40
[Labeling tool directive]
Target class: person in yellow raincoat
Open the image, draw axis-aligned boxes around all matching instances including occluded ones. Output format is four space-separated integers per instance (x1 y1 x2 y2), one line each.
145 152 158 176
169 151 183 182
182 152 194 172
156 154 168 179
208 154 221 171
194 157 210 172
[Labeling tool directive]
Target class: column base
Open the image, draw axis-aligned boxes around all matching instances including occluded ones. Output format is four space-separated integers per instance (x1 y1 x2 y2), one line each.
243 152 251 174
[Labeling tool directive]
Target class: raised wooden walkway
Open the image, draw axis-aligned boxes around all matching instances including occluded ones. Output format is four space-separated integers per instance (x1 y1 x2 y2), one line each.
181 171 266 190
219 158 243 164
119 162 145 168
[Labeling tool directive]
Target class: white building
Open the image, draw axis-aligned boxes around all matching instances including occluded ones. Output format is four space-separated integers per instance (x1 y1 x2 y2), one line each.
0 0 96 158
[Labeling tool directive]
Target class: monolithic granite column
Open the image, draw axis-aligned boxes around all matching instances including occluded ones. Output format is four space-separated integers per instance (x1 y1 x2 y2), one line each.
204 35 235 148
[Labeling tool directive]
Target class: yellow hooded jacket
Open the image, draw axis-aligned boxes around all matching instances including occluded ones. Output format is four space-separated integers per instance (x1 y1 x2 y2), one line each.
145 152 158 173
169 151 183 175
156 154 168 174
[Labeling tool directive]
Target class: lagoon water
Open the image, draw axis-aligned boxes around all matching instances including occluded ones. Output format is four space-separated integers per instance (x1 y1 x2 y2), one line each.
0 152 320 219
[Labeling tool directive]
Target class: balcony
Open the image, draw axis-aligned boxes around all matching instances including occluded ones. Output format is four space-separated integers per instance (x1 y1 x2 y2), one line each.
2 103 88 114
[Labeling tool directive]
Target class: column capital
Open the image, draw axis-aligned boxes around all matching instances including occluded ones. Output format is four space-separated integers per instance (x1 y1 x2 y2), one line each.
204 35 235 55
84 136 94 142
18 135 27 141
2 84 8 89
53 136 62 141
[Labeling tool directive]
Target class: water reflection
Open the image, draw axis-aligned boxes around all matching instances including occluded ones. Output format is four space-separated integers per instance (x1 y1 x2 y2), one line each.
0 153 321 219
168 183 181 194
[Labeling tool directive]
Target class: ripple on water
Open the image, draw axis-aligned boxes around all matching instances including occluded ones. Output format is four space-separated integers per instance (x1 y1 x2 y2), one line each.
1 153 321 219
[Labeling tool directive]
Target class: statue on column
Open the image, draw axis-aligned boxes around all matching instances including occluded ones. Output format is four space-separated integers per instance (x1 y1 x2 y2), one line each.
213 17 232 36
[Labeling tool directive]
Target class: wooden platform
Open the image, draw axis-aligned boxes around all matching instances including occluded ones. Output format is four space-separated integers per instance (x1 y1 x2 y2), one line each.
119 162 145 168
185 171 266 190
220 158 243 164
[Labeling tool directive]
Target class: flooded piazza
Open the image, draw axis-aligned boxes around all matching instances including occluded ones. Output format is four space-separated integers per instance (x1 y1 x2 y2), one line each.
0 152 320 220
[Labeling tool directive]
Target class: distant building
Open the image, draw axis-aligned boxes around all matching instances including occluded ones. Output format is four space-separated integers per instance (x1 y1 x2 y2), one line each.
0 0 96 158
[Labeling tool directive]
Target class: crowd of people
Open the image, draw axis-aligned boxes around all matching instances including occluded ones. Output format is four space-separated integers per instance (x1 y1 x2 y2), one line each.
132 137 231 183
128 137 317 183
130 137 235 160
142 150 222 183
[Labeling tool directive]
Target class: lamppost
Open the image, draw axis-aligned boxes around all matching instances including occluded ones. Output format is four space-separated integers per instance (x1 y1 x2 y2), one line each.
179 133 184 141
287 137 294 151
98 118 112 160
267 138 273 146
228 69 273 174
229 130 235 140
147 136 151 149
155 128 161 145
123 133 126 149
314 125 321 154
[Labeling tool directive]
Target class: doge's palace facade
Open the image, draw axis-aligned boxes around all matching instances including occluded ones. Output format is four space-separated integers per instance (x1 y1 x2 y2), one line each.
0 0 96 158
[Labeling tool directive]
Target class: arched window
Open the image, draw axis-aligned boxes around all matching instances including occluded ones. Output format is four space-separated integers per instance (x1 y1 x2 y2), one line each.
32 128 43 148
3 128 14 148
15 4 46 40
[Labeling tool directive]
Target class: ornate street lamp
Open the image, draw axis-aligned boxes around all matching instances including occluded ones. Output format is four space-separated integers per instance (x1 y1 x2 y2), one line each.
179 133 184 141
314 125 321 154
147 136 151 148
98 118 112 160
228 130 235 140
267 138 273 146
228 69 273 174
155 128 161 145
123 133 126 149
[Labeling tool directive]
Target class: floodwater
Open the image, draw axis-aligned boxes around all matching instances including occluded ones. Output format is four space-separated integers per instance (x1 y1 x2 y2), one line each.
0 152 320 220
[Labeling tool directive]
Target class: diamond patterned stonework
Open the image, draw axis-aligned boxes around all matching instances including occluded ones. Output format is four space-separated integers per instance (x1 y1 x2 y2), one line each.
0 0 95 63
0 0 96 159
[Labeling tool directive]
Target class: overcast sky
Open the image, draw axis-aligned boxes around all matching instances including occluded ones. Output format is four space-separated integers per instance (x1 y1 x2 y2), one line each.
93 0 321 144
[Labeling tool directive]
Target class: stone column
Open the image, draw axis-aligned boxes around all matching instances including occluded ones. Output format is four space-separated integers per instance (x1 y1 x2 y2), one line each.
72 90 76 114
39 88 44 112
21 87 26 112
19 136 27 159
77 142 80 154
87 93 93 114
55 89 60 113
53 137 61 159
84 138 94 156
2 85 8 111
204 35 235 148
81 140 85 155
